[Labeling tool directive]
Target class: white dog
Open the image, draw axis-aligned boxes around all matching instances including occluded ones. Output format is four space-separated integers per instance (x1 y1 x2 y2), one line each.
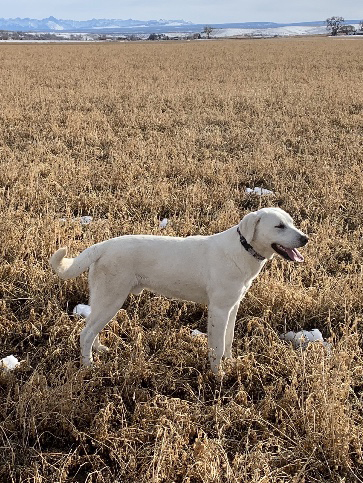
50 207 308 374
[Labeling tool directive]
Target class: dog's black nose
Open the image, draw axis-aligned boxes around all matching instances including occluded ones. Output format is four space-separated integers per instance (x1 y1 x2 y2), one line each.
300 235 309 246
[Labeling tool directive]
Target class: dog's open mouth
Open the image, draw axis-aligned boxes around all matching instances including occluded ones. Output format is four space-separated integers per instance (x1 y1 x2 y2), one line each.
271 243 304 262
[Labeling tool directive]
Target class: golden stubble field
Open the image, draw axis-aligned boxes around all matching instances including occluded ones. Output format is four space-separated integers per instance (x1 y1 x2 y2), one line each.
0 37 363 482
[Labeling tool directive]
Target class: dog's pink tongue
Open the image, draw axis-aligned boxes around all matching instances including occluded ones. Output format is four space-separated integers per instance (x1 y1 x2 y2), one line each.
286 247 304 262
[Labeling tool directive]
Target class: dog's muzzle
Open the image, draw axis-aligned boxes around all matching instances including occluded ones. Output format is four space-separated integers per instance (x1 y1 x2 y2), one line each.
271 234 308 262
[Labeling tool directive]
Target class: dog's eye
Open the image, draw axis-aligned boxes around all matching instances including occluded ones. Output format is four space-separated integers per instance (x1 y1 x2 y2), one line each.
275 223 285 229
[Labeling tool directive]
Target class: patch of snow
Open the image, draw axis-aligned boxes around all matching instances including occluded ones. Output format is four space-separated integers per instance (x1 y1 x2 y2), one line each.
93 25 125 29
59 215 93 224
191 329 206 337
159 218 168 229
79 216 93 225
246 187 274 196
46 21 64 30
212 25 329 38
1 355 20 370
73 304 91 318
164 21 188 26
280 329 331 350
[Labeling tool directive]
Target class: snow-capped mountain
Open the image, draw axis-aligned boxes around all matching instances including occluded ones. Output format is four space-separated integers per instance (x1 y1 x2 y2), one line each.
0 16 193 32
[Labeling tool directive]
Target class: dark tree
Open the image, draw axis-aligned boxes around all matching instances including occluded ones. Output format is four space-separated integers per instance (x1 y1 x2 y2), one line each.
203 25 213 39
326 16 344 36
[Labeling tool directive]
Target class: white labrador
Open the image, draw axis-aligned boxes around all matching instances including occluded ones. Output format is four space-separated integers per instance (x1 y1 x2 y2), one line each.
50 207 308 373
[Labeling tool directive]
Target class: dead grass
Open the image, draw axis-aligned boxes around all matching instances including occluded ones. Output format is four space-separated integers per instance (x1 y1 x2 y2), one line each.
1 37 363 482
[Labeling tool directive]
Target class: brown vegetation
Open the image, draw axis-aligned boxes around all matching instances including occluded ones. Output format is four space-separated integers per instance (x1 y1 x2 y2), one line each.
1 38 363 482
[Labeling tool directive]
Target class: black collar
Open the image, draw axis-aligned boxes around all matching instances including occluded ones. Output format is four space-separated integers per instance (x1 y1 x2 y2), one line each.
237 227 265 261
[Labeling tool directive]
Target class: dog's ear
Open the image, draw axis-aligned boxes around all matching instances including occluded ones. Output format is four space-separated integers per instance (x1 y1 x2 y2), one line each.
239 211 261 244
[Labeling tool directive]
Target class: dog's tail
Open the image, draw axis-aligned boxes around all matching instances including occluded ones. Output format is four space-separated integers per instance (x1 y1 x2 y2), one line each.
49 245 101 280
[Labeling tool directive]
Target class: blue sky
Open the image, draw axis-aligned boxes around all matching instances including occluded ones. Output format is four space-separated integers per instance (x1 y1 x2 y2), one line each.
1 0 361 23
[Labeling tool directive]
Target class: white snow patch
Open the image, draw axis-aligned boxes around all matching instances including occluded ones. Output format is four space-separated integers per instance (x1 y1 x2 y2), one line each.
1 355 20 370
212 25 328 38
280 329 331 350
46 21 64 30
246 187 274 196
164 21 191 26
159 218 168 229
59 215 93 224
79 216 93 225
191 329 206 337
93 25 125 29
73 304 91 318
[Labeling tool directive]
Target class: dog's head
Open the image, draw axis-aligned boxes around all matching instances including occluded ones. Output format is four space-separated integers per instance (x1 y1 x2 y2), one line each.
239 207 308 261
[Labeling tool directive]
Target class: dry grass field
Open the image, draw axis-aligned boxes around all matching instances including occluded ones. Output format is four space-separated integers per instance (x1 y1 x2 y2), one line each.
0 37 363 482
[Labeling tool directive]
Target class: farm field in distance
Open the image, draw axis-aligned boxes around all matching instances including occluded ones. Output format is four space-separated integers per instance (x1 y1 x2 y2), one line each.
0 37 363 482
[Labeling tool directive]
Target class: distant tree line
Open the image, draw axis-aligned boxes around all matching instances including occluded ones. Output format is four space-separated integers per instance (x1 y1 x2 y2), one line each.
147 32 201 41
0 30 86 41
0 29 204 42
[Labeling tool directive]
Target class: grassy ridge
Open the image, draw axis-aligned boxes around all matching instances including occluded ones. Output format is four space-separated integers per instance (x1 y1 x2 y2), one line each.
0 38 363 481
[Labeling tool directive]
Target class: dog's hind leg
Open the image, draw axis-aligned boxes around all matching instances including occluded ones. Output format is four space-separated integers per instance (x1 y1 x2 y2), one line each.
80 272 131 366
80 298 126 366
79 310 112 354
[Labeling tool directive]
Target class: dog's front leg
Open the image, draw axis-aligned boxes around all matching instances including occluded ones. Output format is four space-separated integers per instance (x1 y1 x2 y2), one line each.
207 306 231 374
224 302 240 359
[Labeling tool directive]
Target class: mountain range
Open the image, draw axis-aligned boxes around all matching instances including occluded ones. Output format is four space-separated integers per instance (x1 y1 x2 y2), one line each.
0 17 192 32
0 16 360 34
